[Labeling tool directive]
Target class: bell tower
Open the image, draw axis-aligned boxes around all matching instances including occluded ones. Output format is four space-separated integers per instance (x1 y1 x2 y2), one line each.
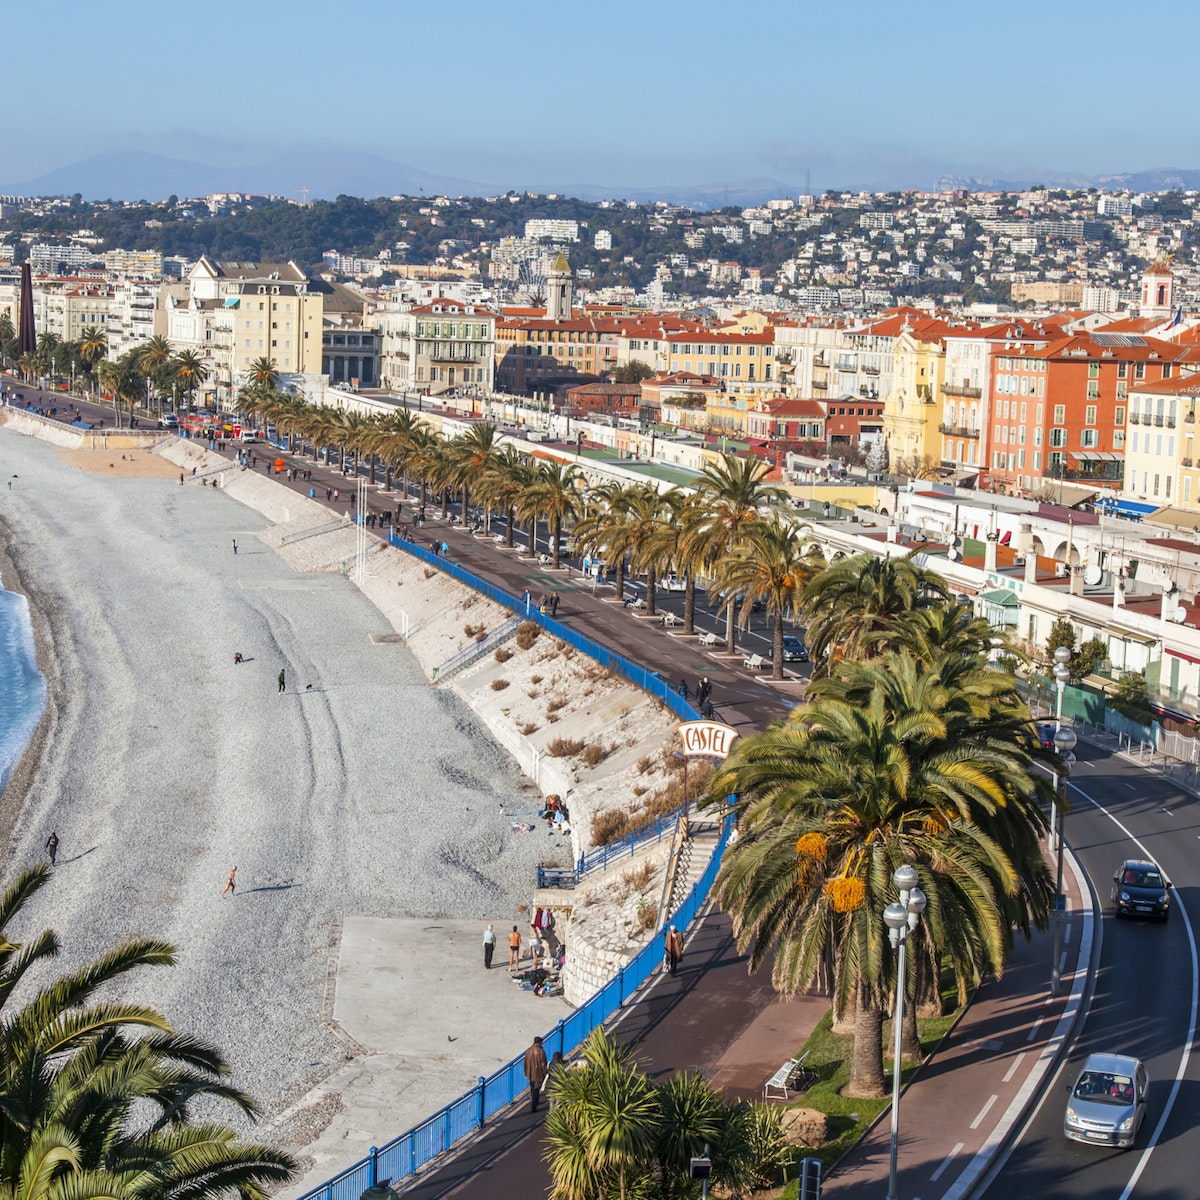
545 252 573 320
1140 258 1174 320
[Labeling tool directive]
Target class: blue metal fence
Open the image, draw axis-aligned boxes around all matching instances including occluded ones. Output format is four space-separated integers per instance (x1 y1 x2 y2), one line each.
297 814 732 1200
536 802 688 888
295 535 733 1200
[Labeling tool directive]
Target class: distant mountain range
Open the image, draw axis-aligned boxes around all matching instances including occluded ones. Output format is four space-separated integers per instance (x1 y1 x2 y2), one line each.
8 149 1200 209
1 150 797 209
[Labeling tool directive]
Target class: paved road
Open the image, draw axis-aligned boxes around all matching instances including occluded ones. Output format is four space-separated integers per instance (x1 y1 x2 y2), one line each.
979 745 1200 1200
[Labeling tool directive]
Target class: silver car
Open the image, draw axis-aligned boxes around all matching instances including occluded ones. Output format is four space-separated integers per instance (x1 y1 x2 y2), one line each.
1064 1052 1148 1149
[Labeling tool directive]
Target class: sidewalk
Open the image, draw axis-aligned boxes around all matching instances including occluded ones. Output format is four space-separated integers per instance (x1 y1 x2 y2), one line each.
210 441 1096 1200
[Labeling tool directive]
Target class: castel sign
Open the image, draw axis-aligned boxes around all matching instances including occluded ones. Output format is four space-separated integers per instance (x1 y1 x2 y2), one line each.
678 720 739 760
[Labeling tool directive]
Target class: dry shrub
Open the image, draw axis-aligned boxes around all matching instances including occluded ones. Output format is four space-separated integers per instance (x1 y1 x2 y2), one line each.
592 806 639 846
546 736 586 758
527 689 540 699
491 679 510 691
622 860 655 890
531 674 543 684
662 747 687 774
494 647 512 663
518 721 539 736
515 621 541 650
423 568 437 579
635 898 658 932
637 754 654 775
546 697 567 714
475 630 488 643
464 623 482 638
547 714 560 724
581 744 607 768
632 785 648 797
645 762 715 814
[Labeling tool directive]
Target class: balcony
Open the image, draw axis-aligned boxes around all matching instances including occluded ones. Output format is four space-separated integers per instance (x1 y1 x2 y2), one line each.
812 377 828 390
1168 417 1176 428
429 350 479 364
834 359 858 373
1154 415 1164 426
938 423 980 439
813 352 828 367
942 382 982 398
863 365 880 376
1182 457 1194 468
1130 412 1141 424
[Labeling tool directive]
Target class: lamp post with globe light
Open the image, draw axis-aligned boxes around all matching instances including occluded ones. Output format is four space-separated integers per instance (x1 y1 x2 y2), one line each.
1049 723 1078 998
883 864 927 1200
1047 645 1072 855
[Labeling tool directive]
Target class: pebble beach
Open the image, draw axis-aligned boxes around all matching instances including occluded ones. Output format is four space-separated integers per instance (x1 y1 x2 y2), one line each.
0 426 551 1121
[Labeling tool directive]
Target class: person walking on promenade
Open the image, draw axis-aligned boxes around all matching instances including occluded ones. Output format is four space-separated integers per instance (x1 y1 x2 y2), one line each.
677 678 689 702
665 924 684 976
45 831 59 866
523 1036 548 1113
550 591 560 617
697 677 712 708
277 668 286 694
221 867 237 898
483 923 496 970
508 924 521 970
232 538 238 555
548 1051 565 1108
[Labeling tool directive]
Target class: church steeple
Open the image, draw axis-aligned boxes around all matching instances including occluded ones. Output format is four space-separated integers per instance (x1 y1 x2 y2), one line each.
545 252 573 320
1140 258 1174 320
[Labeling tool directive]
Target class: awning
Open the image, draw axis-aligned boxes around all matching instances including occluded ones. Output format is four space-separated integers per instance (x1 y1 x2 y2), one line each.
1096 497 1159 518
1167 649 1200 667
1071 450 1124 462
223 297 240 308
980 589 1019 607
1147 505 1200 532
999 530 1012 545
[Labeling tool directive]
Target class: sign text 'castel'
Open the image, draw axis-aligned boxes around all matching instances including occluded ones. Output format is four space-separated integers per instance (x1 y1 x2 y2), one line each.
678 720 739 760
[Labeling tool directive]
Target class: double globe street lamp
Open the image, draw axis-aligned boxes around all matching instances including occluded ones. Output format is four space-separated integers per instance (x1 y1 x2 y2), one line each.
883 864 927 1200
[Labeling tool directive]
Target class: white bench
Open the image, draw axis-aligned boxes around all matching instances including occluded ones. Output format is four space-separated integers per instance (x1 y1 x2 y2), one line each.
625 596 646 611
660 612 678 628
743 653 767 671
538 552 551 567
698 631 720 648
763 1051 812 1100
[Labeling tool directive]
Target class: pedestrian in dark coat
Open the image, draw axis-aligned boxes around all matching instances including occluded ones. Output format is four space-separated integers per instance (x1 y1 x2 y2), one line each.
45 831 59 866
523 1036 549 1112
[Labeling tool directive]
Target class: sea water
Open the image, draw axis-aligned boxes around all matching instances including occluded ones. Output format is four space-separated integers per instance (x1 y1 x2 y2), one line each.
0 581 46 795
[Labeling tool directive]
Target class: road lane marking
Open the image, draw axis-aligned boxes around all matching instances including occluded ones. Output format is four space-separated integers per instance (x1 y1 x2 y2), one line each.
1067 785 1199 1200
970 1094 998 1129
1003 1051 1026 1084
1064 922 1072 945
930 1143 964 1182
1026 1016 1044 1042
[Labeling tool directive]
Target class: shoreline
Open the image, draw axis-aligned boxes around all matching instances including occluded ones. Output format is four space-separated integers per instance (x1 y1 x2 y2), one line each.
0 515 68 858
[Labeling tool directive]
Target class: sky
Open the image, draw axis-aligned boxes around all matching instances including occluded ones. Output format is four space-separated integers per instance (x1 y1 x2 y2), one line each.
8 0 1200 194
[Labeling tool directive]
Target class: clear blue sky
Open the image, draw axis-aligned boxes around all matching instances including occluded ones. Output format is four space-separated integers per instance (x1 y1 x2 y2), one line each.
9 0 1200 192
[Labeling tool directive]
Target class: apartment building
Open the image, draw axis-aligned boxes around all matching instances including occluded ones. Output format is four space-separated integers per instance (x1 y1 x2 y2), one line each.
31 281 117 344
375 300 495 394
494 313 618 394
1123 373 1200 511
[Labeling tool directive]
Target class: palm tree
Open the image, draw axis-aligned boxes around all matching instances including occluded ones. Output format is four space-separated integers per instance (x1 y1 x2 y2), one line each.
0 866 295 1200
545 1029 661 1200
136 335 174 410
447 422 501 521
245 355 280 392
690 454 788 653
172 351 209 409
573 481 639 599
709 651 1054 1097
646 490 708 635
524 460 582 567
475 447 534 547
605 486 671 617
710 515 821 680
800 552 949 675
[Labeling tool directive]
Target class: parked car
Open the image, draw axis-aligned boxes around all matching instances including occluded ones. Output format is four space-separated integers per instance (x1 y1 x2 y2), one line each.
1111 859 1171 921
1064 1053 1148 1148
158 414 178 428
661 573 688 592
770 636 809 662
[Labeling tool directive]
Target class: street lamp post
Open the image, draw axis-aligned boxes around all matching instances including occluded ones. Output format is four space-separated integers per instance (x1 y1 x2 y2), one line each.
883 864 927 1200
1050 723 1078 998
1047 646 1072 855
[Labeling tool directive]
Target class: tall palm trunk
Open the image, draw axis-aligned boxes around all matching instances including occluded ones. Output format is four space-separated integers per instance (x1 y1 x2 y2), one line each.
551 516 562 568
772 612 785 681
615 555 626 602
506 504 516 547
645 565 657 617
684 577 697 635
846 984 886 1098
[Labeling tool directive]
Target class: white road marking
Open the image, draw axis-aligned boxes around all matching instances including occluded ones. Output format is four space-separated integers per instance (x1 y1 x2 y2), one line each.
1003 1051 1027 1084
930 1143 964 1182
1064 922 1072 945
1074 791 1199 1200
1162 808 1174 816
1026 1016 1044 1042
970 1094 999 1130
1058 950 1069 974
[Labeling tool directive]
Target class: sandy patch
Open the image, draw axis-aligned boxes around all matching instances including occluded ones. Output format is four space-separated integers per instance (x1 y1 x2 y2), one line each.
57 446 182 479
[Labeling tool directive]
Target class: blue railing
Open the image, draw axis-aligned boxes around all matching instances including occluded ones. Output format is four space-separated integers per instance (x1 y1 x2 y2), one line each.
297 812 733 1200
537 802 688 888
385 531 699 725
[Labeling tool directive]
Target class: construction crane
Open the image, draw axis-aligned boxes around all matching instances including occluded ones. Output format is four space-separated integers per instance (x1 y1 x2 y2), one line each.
294 187 309 206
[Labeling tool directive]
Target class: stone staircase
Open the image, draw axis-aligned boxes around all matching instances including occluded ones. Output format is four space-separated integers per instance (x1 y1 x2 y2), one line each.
664 816 722 920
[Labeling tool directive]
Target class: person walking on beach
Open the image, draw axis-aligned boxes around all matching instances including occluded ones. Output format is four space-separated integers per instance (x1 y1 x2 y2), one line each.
232 538 238 555
665 924 684 976
523 1036 548 1113
508 924 521 970
483 923 496 970
45 831 59 866
277 668 286 694
221 867 237 898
